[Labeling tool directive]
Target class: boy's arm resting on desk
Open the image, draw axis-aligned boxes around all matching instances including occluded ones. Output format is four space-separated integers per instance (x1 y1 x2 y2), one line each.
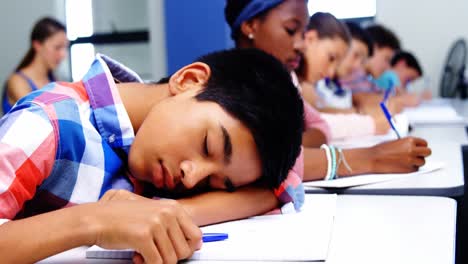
303 137 432 181
99 187 279 227
178 186 279 226
0 198 202 264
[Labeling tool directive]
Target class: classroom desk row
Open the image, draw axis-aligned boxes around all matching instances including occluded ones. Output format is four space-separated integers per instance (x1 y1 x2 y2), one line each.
306 124 467 197
450 98 468 119
39 98 467 264
39 195 457 264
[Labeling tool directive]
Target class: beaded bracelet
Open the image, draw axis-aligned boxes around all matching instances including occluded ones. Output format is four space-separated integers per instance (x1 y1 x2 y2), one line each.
320 144 332 180
329 145 337 180
336 147 353 176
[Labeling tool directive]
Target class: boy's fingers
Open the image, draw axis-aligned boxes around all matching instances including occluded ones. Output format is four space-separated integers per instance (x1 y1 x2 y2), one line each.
176 210 203 251
153 224 177 264
168 221 193 259
137 239 161 264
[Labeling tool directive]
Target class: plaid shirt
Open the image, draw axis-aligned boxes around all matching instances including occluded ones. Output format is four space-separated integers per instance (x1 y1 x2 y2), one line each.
0 54 304 219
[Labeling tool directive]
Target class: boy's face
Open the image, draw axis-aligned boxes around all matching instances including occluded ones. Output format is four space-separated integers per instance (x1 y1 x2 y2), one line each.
394 61 421 86
128 75 262 193
303 32 349 83
366 46 395 78
337 39 369 78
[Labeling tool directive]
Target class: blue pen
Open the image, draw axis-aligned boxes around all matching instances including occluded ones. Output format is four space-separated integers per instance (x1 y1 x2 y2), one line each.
202 233 229 243
383 87 392 102
380 87 401 139
380 101 401 139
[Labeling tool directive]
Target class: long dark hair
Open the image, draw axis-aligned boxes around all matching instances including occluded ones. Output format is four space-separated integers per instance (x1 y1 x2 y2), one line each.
15 17 66 72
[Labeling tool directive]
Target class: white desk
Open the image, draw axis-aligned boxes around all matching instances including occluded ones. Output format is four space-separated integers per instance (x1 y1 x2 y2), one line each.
449 98 468 118
39 195 457 264
306 125 466 197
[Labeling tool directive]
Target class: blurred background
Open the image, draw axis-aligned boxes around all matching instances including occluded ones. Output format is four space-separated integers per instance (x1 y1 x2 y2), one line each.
0 0 467 96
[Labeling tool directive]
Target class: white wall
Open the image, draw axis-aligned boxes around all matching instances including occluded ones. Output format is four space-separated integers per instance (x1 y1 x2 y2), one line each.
0 0 62 87
375 0 468 96
147 0 167 79
89 0 155 80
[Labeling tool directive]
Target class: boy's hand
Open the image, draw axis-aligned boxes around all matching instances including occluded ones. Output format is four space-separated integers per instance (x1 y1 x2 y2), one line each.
100 189 146 202
369 137 432 173
93 192 202 264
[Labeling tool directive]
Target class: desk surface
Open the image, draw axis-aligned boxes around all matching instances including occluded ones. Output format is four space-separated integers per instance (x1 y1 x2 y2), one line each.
306 124 466 197
449 98 468 118
39 195 457 264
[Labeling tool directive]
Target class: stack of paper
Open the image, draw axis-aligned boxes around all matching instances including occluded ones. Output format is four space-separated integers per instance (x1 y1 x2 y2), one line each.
304 162 444 189
87 194 338 262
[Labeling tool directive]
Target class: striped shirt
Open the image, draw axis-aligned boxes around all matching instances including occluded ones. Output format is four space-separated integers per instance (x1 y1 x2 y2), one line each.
0 54 304 219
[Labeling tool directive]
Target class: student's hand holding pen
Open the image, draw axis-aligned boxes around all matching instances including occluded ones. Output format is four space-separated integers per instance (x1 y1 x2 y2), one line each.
94 190 202 264
369 137 432 173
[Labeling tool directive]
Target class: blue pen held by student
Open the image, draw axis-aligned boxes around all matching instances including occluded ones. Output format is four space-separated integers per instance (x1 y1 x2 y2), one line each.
380 88 401 139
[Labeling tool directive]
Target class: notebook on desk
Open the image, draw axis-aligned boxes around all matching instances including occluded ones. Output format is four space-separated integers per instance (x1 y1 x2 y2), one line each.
402 103 465 125
304 162 444 189
87 194 337 261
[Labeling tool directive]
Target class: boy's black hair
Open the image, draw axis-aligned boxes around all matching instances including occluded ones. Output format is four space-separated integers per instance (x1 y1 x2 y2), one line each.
158 49 304 189
391 50 423 76
345 21 374 57
365 24 401 51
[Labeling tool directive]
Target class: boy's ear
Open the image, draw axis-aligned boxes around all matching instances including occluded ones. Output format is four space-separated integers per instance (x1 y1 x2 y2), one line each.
168 62 211 95
304 30 318 44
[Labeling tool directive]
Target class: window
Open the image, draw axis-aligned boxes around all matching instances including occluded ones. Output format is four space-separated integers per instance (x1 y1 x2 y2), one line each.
308 0 376 19
65 0 150 81
66 0 95 81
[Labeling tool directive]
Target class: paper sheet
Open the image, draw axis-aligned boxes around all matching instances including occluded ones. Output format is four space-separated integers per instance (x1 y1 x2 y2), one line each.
304 162 444 189
402 104 465 125
87 194 337 261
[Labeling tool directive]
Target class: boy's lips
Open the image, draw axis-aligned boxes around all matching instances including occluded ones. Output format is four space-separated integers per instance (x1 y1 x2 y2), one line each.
152 161 164 188
161 163 176 189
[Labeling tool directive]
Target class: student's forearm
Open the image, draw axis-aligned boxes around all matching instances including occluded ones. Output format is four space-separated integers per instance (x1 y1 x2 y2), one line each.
318 107 357 114
0 204 97 263
303 147 372 181
178 186 278 226
302 128 327 148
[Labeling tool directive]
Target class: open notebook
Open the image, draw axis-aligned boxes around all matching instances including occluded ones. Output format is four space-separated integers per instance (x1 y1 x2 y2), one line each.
304 162 444 189
86 194 337 261
402 101 465 125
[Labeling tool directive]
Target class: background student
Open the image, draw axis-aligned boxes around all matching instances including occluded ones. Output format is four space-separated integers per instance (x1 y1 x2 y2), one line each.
2 17 68 114
0 49 305 263
343 24 401 93
297 12 396 138
224 0 431 183
375 50 432 106
319 21 374 111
